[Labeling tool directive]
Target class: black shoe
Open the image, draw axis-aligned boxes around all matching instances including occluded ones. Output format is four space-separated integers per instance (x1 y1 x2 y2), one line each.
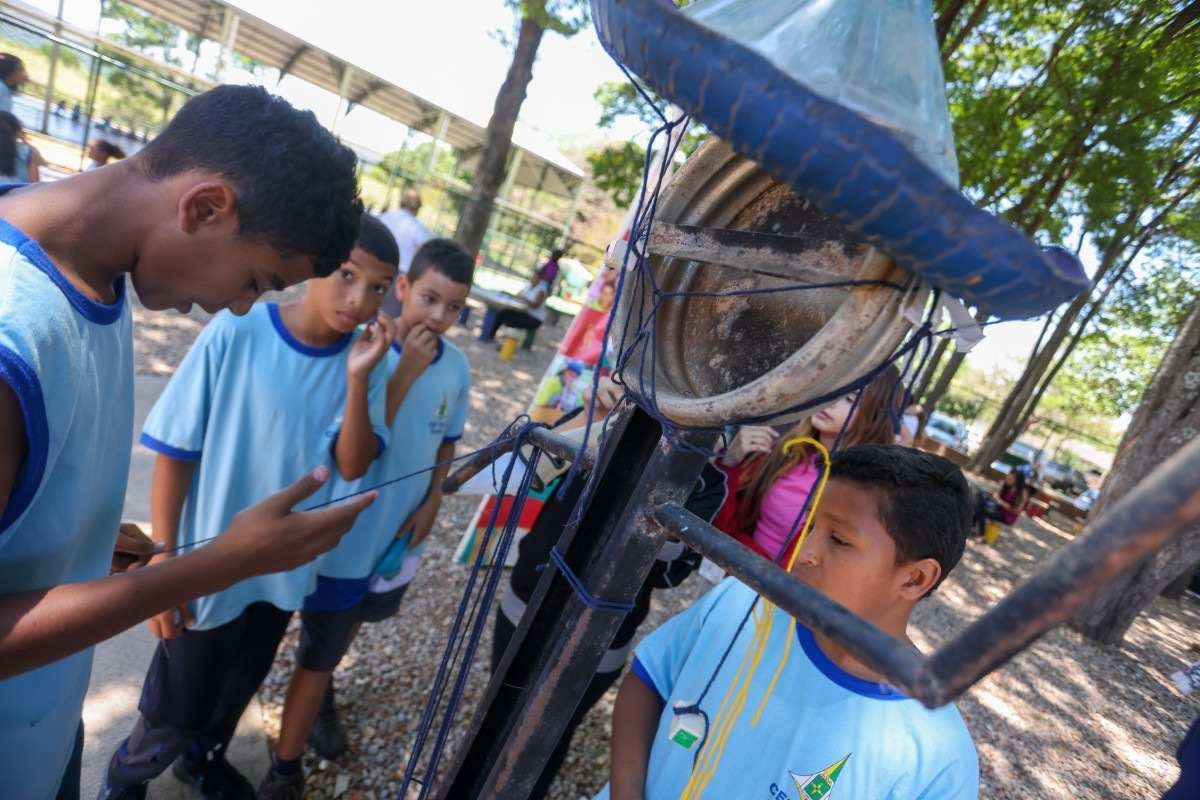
256 767 304 800
308 684 349 760
171 755 255 800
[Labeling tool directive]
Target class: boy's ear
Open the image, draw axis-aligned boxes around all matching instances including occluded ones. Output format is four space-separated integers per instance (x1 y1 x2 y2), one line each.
178 180 237 234
393 273 410 302
897 557 942 601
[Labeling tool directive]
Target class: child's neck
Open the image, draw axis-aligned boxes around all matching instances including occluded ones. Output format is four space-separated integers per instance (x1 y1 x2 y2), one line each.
278 298 346 348
0 167 147 303
811 617 915 687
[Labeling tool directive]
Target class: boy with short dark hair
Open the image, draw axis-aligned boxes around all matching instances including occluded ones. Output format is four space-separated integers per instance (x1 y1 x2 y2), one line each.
0 84 369 800
604 444 979 800
98 215 401 800
259 238 475 796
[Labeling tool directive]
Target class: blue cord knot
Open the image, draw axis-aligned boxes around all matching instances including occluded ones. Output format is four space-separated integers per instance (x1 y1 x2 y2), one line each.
548 546 636 614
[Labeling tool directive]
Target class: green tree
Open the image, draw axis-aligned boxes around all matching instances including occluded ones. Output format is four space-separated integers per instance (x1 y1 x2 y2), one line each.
585 80 708 208
99 1 191 130
454 0 590 259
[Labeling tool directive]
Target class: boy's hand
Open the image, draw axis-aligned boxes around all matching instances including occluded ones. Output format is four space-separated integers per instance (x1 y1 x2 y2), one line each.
722 425 779 465
347 315 395 380
398 492 442 547
397 323 439 379
214 466 378 580
112 523 157 574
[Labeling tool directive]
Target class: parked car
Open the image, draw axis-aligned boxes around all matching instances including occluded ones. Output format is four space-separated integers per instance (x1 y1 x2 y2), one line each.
1073 487 1099 512
992 441 1041 476
924 412 969 451
1040 459 1088 494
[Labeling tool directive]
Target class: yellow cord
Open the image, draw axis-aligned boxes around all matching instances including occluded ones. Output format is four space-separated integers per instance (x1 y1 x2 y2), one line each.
679 438 831 798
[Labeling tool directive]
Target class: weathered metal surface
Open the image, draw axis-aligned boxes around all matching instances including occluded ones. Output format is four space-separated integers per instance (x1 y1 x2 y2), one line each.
647 222 872 286
440 427 596 495
614 140 915 428
437 409 716 800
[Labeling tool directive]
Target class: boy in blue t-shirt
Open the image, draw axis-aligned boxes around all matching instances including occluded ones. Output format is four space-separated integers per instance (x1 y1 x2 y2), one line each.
603 445 979 800
98 216 400 800
0 85 370 800
259 238 475 796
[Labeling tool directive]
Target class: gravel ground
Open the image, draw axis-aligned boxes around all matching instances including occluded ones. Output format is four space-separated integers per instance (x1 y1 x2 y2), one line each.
133 297 1200 800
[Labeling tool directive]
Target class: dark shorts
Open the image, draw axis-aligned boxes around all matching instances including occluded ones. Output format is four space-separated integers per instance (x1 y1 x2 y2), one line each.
296 584 411 671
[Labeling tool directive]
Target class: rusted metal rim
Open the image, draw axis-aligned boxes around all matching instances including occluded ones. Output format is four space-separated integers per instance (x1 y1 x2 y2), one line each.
615 139 914 427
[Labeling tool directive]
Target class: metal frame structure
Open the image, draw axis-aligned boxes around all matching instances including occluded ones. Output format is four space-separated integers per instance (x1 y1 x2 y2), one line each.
434 409 1200 799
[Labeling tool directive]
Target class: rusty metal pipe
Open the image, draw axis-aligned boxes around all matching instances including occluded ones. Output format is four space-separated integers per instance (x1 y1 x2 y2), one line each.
651 501 926 697
922 434 1200 705
440 427 597 495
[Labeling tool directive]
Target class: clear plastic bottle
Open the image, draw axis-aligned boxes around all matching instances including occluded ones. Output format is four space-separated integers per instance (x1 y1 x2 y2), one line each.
680 0 960 187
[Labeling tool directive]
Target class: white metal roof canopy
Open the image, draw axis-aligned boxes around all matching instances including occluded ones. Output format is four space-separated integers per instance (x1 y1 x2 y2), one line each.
125 0 585 199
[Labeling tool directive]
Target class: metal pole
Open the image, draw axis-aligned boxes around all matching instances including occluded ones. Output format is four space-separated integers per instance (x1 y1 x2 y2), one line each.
77 47 102 172
40 0 66 133
558 180 584 247
424 111 450 179
214 7 239 82
330 64 353 134
438 407 716 799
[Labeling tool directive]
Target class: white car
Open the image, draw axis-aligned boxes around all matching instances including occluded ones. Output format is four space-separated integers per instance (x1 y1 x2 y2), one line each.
924 412 969 451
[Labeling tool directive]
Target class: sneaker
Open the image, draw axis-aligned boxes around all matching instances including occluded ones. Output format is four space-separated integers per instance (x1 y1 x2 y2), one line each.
256 767 304 800
309 683 349 760
171 755 256 800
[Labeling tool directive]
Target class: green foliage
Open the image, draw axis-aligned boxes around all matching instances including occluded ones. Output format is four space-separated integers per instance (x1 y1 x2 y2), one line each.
505 0 590 37
38 42 80 71
936 392 985 422
368 142 466 188
1055 252 1200 418
587 80 710 207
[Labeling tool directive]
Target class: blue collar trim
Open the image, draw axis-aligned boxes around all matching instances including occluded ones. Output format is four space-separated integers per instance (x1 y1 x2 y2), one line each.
796 624 907 700
268 303 353 357
0 194 125 326
391 336 444 364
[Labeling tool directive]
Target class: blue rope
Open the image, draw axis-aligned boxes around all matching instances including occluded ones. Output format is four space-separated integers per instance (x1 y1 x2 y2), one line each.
547 546 637 614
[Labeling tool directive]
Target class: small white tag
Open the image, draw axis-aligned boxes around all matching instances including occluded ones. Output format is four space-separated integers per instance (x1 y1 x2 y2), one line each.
699 557 726 584
668 701 707 750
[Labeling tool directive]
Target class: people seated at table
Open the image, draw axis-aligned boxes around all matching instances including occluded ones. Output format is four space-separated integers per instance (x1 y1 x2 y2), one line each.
480 271 549 341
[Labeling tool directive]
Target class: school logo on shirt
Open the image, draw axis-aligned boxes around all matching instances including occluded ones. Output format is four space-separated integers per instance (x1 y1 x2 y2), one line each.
428 392 449 435
783 754 849 800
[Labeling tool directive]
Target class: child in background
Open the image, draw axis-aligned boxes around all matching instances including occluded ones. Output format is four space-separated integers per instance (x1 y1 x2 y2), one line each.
716 364 904 560
0 111 39 181
0 85 367 800
603 445 979 799
259 239 474 795
99 216 399 800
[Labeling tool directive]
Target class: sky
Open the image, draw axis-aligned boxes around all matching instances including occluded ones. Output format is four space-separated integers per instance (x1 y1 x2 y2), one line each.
31 0 1054 379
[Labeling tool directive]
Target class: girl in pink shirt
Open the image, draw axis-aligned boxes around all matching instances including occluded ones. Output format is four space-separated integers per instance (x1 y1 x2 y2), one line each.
717 365 904 561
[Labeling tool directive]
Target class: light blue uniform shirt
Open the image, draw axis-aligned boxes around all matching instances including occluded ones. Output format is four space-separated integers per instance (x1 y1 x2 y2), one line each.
598 579 979 800
317 337 470 579
140 303 390 630
0 215 133 799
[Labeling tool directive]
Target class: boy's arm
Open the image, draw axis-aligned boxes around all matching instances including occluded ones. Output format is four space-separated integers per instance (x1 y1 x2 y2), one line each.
336 318 394 479
0 392 376 679
402 439 455 547
386 324 439 425
609 671 664 800
144 455 197 639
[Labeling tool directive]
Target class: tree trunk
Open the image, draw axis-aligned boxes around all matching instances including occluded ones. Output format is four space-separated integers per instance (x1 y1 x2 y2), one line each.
1070 296 1200 645
914 336 952 409
454 11 546 259
921 308 989 423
